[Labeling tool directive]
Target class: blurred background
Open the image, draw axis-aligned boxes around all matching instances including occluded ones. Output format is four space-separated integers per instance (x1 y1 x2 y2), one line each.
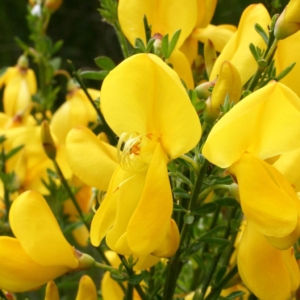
0 0 288 70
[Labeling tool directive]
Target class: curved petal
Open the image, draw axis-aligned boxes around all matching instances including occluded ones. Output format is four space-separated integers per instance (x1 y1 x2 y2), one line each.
237 222 299 300
193 24 236 53
105 170 147 255
167 50 194 89
196 0 217 28
202 82 300 168
118 0 197 49
90 166 125 246
0 237 70 293
179 34 198 66
66 126 118 191
9 191 78 268
231 154 299 241
101 272 124 300
127 143 176 256
101 53 201 159
275 31 300 97
75 275 97 300
210 4 271 84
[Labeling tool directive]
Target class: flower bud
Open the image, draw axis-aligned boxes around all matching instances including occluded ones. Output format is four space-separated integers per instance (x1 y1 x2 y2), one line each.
229 182 240 202
195 80 215 100
45 281 60 300
74 249 95 271
153 33 163 55
17 55 29 71
274 0 300 40
45 0 63 12
41 120 57 160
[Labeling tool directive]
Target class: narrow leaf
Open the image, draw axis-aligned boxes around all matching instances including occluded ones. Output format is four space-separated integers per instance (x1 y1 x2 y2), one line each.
168 29 181 58
214 197 239 207
173 187 191 199
276 62 296 81
143 15 152 42
161 34 169 58
214 266 227 286
254 23 268 45
199 237 230 246
226 291 245 299
5 145 24 161
249 43 259 61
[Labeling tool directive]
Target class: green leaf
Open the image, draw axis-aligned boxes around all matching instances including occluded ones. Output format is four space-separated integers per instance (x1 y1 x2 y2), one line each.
0 136 6 144
135 38 147 53
80 70 109 80
94 56 115 71
52 40 64 55
200 225 228 239
146 38 155 53
276 62 296 81
214 197 239 207
5 145 24 161
128 273 144 285
193 202 218 215
173 187 191 199
199 237 230 246
168 29 181 58
249 43 259 61
226 291 245 299
49 57 62 71
173 203 187 212
161 34 169 58
14 37 30 52
254 23 268 45
184 213 194 224
213 266 227 286
143 15 152 42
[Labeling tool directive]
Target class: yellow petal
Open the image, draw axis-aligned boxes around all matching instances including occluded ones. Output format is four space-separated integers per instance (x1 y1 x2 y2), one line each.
45 281 60 300
203 81 300 168
90 166 125 246
179 34 199 66
101 272 124 300
66 126 118 191
0 237 69 293
51 89 97 144
275 31 300 97
75 275 97 300
118 0 197 49
237 222 299 300
127 143 177 256
210 4 271 84
196 0 217 28
211 61 241 108
231 154 299 241
9 191 79 269
193 24 236 53
167 50 194 89
101 53 201 159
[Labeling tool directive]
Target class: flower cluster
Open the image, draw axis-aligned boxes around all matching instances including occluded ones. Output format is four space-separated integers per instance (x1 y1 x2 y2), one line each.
0 0 300 299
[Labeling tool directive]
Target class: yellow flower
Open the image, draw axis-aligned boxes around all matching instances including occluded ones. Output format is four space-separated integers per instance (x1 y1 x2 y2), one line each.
274 0 300 40
238 221 299 300
44 276 97 300
0 191 79 292
202 81 300 249
209 4 271 85
0 57 37 117
67 54 201 257
51 82 98 145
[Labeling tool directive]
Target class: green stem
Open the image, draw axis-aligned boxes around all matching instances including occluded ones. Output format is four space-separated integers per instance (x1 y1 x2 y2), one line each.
114 22 130 58
179 154 199 172
162 159 209 300
68 61 117 145
119 256 147 300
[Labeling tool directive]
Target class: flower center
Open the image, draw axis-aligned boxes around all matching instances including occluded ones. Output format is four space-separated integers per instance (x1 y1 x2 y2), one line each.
117 132 157 173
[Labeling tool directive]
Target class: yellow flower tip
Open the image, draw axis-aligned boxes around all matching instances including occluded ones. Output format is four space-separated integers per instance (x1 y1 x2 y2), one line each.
41 120 57 160
274 0 300 40
45 281 60 300
73 249 95 271
75 275 97 300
